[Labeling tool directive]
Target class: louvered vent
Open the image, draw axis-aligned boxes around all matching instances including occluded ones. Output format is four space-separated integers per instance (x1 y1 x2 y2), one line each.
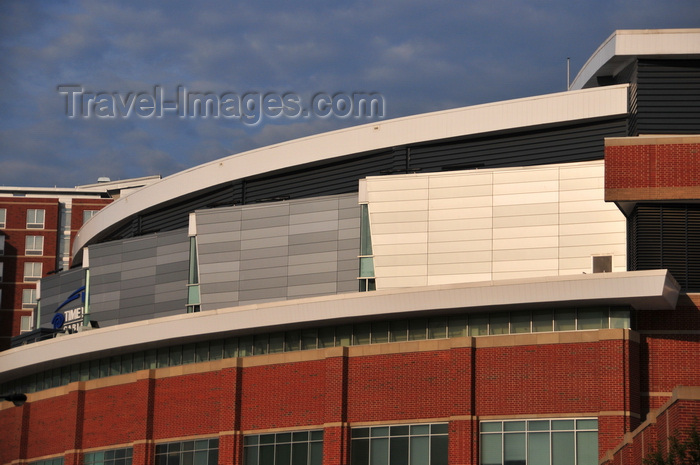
628 204 700 291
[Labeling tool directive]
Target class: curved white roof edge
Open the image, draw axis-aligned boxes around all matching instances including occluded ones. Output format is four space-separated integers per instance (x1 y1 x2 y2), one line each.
0 270 679 380
73 84 629 258
570 29 700 90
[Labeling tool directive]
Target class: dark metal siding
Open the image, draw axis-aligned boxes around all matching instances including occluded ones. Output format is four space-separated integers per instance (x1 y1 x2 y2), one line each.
628 204 700 291
97 117 626 243
632 59 700 135
408 118 627 172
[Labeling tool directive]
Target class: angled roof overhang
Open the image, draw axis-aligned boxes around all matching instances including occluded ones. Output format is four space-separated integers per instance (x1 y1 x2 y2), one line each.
0 270 679 381
570 29 700 90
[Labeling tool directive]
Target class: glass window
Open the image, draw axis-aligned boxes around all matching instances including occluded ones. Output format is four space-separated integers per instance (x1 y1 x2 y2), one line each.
155 439 218 465
510 312 531 334
24 262 43 281
22 288 37 308
269 333 284 354
532 310 553 333
20 315 33 332
318 327 335 348
25 235 44 255
408 319 427 341
428 317 447 339
470 314 489 336
0 262 3 281
83 210 99 223
285 330 301 352
489 313 509 335
26 209 45 228
609 307 630 329
84 447 133 465
336 325 352 347
244 430 322 465
359 257 375 278
254 334 269 355
554 309 576 331
577 308 606 330
301 329 318 350
360 204 373 256
30 458 64 465
371 321 389 344
389 320 408 342
351 423 447 465
0 208 6 228
354 323 371 345
480 418 598 465
0 235 5 255
447 315 467 338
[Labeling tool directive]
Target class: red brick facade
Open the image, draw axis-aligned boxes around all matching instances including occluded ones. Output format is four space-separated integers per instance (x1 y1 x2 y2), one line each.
605 136 700 201
0 196 112 349
0 329 673 465
601 387 700 464
0 198 60 346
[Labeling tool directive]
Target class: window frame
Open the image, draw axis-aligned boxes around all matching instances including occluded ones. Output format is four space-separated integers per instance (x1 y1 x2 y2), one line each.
83 447 133 465
20 314 33 333
24 262 43 281
154 438 219 465
479 418 598 465
26 209 46 229
244 429 324 465
83 210 99 223
351 423 448 465
22 288 37 308
25 235 45 255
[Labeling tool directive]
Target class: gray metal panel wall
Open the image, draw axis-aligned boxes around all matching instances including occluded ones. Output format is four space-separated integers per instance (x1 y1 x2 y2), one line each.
197 194 360 310
38 268 86 328
88 229 189 326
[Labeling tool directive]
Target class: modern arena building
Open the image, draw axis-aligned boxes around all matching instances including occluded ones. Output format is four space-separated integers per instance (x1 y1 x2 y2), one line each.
1 29 699 465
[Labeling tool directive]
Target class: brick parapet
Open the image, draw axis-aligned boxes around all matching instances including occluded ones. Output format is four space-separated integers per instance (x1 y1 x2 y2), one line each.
600 386 700 464
604 136 700 201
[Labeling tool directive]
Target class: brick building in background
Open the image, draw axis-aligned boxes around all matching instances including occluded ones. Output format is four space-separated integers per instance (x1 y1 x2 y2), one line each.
0 177 160 349
0 30 699 465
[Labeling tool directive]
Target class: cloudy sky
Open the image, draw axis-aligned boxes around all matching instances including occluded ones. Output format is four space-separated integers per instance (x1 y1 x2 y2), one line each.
0 1 698 187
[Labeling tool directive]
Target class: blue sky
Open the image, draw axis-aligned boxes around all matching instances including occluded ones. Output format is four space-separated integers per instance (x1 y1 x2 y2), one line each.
0 0 698 187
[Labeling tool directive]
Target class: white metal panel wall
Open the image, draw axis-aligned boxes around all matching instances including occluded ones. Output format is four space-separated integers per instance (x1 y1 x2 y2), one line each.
365 161 626 289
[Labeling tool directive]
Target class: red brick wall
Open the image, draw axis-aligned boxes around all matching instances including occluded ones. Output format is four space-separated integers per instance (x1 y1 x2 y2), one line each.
23 391 81 459
153 371 225 439
638 296 700 413
0 400 26 465
0 332 687 465
82 378 153 448
347 350 459 422
605 140 700 200
601 391 700 464
0 196 111 345
240 359 327 430
0 198 60 347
